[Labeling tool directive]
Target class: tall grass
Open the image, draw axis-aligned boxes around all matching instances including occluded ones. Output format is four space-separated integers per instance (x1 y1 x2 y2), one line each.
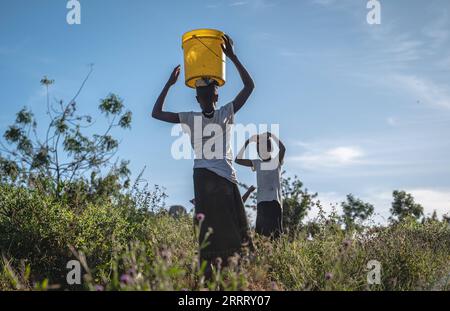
0 183 449 291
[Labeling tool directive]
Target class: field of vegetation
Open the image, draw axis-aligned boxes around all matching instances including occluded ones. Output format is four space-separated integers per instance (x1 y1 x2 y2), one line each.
0 180 449 291
1 76 449 291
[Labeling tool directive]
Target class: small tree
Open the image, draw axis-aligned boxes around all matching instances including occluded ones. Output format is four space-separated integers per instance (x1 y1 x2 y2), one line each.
281 174 318 235
390 190 424 222
0 68 132 200
341 194 374 230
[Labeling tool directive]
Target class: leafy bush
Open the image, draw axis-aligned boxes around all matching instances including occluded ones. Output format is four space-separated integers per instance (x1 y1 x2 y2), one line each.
0 184 74 284
0 181 167 288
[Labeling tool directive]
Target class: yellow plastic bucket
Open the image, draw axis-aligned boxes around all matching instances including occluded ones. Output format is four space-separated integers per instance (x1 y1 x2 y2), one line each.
182 29 226 89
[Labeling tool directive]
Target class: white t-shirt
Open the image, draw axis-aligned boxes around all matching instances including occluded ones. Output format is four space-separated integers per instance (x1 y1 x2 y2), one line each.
178 102 237 184
251 158 282 206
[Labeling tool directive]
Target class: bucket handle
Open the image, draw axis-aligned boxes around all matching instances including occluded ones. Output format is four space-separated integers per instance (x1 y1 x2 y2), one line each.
192 35 226 64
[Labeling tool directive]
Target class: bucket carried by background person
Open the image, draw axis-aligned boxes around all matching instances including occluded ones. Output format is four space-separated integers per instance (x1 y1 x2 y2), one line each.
182 28 226 88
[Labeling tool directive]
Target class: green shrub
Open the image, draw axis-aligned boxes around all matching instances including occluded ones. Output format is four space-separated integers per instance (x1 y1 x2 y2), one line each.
0 184 75 284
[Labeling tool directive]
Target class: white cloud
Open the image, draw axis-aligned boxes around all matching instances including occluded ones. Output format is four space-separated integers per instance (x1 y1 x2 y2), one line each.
288 132 450 178
363 188 450 220
328 147 364 163
289 145 365 170
384 38 424 63
391 74 450 109
354 11 450 98
358 29 426 69
409 189 450 218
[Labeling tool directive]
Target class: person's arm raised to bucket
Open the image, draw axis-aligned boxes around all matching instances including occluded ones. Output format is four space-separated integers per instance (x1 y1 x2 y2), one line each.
268 132 286 165
221 35 255 114
151 65 181 124
235 135 257 167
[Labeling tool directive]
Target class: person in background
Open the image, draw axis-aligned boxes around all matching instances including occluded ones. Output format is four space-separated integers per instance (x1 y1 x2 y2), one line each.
235 132 286 238
151 34 255 278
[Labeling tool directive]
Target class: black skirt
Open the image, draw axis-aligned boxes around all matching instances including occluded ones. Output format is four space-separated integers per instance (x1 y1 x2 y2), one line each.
256 200 283 239
193 168 252 261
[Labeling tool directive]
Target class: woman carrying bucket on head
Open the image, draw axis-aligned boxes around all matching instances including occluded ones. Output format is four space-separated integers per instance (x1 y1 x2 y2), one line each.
151 30 255 278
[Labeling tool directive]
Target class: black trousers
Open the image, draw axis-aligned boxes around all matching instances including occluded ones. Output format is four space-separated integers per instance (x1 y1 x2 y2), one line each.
256 201 283 239
193 168 252 263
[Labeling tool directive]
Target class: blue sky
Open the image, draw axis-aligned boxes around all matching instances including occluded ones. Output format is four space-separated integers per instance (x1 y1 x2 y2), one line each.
1 0 449 222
